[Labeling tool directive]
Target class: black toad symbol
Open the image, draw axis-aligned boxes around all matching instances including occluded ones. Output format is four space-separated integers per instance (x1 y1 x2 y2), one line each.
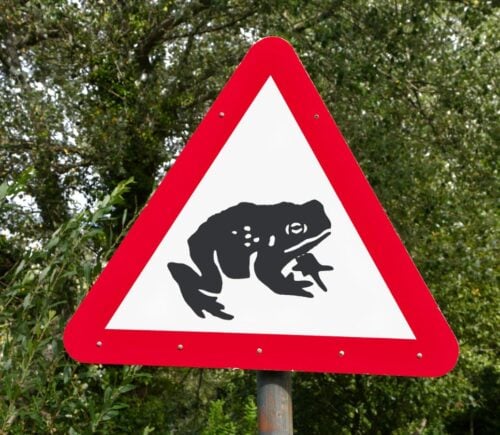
167 200 333 320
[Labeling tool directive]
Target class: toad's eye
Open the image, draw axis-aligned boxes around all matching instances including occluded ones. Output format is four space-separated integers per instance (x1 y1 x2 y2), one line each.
285 222 308 235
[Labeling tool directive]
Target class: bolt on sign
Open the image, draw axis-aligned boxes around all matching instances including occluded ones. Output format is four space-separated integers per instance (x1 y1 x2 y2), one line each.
64 37 459 376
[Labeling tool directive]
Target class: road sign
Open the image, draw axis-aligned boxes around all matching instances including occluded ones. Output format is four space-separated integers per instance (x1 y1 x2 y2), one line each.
64 37 459 376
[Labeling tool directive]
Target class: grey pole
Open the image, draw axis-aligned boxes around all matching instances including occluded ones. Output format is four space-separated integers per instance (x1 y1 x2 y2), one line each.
256 371 293 434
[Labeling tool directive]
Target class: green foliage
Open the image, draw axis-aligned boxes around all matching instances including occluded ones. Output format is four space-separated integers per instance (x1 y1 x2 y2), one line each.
202 387 257 435
204 400 237 435
0 0 498 433
1 179 133 432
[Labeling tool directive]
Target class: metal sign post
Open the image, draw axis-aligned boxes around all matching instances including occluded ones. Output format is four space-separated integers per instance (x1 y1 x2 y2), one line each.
257 371 293 434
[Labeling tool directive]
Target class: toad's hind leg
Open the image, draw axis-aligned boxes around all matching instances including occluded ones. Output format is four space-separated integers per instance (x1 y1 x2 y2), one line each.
168 248 233 320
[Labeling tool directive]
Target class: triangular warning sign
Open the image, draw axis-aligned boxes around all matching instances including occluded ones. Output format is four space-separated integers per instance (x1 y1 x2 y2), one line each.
64 37 458 376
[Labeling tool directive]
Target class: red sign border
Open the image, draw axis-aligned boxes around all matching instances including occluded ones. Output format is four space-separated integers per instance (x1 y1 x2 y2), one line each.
64 37 458 376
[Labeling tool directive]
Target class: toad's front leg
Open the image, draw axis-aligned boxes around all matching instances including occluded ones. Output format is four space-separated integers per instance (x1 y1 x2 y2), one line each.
254 254 313 297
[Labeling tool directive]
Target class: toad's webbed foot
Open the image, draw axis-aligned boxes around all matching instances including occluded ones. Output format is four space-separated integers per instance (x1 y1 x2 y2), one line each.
192 291 234 320
293 253 333 292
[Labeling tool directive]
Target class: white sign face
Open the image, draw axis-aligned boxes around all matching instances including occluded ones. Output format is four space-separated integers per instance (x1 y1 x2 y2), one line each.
107 77 414 340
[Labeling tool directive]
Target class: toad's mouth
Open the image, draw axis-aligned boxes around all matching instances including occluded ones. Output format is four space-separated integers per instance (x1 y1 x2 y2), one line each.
283 229 331 255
